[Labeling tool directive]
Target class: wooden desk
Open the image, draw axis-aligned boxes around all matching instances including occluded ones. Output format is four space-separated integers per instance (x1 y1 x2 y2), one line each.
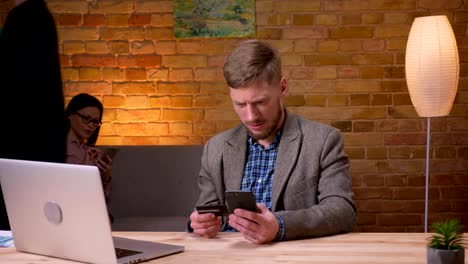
0 232 467 263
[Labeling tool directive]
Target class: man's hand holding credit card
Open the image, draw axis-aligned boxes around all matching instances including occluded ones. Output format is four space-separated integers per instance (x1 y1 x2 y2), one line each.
195 205 227 216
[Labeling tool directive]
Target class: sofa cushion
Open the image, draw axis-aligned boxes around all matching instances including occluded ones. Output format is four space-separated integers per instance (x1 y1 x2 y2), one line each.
103 146 203 231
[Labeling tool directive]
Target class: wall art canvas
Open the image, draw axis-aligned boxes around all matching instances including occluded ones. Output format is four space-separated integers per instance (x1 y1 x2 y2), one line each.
174 0 256 38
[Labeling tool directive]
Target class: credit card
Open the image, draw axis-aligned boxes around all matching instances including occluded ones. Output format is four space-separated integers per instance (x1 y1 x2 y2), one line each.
196 205 227 216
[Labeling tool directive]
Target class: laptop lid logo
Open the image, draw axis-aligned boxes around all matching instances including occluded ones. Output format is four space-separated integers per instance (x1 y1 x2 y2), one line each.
43 201 63 225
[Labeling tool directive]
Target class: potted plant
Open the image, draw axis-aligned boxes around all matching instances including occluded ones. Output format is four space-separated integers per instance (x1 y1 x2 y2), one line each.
427 219 465 264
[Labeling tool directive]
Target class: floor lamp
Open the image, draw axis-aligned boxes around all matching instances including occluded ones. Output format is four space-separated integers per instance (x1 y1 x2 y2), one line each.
405 15 459 233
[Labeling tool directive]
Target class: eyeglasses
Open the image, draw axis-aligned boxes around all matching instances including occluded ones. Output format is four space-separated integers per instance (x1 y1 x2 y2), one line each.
74 112 102 127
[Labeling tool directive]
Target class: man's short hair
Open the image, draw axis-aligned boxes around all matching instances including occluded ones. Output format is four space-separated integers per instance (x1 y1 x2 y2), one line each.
223 40 282 89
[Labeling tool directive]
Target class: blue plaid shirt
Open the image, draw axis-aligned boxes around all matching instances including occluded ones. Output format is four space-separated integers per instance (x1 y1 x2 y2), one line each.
226 132 286 241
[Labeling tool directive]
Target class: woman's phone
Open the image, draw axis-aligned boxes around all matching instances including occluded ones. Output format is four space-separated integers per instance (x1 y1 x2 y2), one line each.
103 147 119 160
225 190 257 214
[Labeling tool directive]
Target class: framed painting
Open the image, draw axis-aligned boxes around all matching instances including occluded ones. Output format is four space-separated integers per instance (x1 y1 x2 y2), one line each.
174 0 256 38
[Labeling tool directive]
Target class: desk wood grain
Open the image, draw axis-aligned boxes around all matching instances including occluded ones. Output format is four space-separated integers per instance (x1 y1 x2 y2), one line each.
0 232 466 263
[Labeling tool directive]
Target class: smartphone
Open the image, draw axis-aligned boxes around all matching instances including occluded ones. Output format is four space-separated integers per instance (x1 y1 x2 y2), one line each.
103 147 119 159
225 190 257 214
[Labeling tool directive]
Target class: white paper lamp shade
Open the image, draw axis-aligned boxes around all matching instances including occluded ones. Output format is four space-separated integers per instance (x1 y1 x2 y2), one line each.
405 15 459 117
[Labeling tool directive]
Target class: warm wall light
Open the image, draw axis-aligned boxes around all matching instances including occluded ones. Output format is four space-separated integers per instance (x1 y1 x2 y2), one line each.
405 15 459 232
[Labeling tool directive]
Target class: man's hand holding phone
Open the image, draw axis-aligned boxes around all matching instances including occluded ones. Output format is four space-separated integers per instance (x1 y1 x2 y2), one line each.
226 191 279 245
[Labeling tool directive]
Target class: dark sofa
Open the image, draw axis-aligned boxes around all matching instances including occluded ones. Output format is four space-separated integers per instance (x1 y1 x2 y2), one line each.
104 146 204 231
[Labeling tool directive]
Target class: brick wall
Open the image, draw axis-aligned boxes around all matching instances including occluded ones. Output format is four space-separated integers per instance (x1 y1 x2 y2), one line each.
1 0 467 232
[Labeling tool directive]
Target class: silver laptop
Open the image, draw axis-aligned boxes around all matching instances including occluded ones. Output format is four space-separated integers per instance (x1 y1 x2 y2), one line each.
0 158 184 264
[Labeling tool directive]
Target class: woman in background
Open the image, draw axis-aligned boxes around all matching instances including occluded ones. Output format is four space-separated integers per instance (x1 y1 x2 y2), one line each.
65 93 113 204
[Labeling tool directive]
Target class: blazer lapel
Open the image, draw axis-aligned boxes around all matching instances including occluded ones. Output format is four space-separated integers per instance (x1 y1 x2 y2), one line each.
224 127 247 191
272 113 302 211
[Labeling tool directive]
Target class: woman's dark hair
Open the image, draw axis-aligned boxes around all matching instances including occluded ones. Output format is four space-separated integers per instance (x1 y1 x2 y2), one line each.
64 93 104 146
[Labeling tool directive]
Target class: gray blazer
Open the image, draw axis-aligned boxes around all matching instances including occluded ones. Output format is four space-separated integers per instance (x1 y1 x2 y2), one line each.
196 111 357 240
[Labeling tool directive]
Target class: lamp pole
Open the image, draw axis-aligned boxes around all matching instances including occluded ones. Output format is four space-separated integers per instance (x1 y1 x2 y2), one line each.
424 117 430 233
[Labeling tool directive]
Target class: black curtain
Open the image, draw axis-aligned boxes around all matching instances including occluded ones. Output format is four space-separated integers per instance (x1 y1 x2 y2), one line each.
0 0 66 230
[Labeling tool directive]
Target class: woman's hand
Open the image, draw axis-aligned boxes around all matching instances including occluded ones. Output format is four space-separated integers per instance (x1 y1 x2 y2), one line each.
88 148 112 183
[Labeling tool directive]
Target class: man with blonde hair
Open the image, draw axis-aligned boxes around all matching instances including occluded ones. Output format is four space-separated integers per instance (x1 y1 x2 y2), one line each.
189 40 356 244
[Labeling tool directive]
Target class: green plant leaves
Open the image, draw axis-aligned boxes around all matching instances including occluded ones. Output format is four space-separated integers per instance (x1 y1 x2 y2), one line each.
427 219 465 250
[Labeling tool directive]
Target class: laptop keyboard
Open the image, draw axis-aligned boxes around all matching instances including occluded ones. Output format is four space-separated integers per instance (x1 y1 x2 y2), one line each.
115 247 142 259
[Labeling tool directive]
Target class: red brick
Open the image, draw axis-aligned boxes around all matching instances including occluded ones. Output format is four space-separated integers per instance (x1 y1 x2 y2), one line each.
293 14 314 26
382 80 407 92
125 68 147 80
459 148 468 158
384 66 405 78
72 55 117 67
435 147 456 159
135 1 173 13
371 94 392 106
59 14 82 26
324 0 369 10
452 201 468 212
110 41 130 54
275 1 320 12
393 93 412 105
363 39 385 51
434 133 468 145
351 53 394 65
107 14 129 27
367 146 387 159
377 120 398 132
356 213 376 225
430 159 458 173
429 200 452 212
440 187 468 199
350 94 370 106
89 0 134 14
351 174 362 187
362 174 384 186
356 200 382 213
129 14 151 25
354 121 375 132
60 55 72 67
385 175 407 186
374 24 411 38
118 55 162 67
341 14 361 25
130 40 153 54
381 200 424 213
84 15 106 26
377 160 422 173
331 121 352 132
337 66 359 78
345 147 365 159
378 214 421 226
420 0 461 9
361 67 384 79
65 82 111 95
284 95 306 107
283 28 327 39
353 187 392 199
388 146 425 159
101 28 145 40
398 120 422 132
384 133 426 145
393 187 439 200
407 175 425 186
305 54 349 66
330 26 373 38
